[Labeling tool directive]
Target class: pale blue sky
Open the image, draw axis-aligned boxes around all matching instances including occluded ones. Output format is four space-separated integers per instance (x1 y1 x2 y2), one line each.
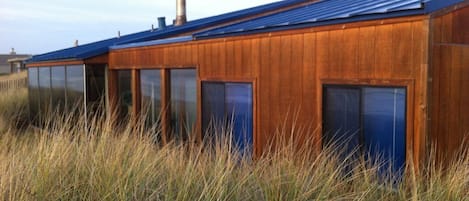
0 0 276 55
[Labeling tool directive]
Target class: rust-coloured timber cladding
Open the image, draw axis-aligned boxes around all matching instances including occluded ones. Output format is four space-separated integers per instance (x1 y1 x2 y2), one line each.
430 5 469 161
109 16 430 160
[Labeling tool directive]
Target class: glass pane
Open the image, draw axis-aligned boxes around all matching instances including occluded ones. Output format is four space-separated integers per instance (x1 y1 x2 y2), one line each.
170 69 196 140
140 69 161 128
51 66 66 112
323 87 360 151
28 68 39 119
38 67 51 114
363 87 406 172
86 65 106 116
66 65 84 113
202 82 225 136
226 83 253 151
117 70 132 123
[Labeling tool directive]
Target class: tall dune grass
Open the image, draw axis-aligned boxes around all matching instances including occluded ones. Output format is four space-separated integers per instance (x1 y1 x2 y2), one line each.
0 89 467 200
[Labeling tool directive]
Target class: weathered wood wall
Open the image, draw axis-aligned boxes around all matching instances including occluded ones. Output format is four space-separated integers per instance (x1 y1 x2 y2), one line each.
109 15 430 161
430 5 469 160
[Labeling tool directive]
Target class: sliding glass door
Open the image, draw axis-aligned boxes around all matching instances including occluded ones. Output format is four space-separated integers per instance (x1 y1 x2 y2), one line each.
202 82 253 151
170 69 197 140
117 70 132 125
323 86 406 173
140 69 161 129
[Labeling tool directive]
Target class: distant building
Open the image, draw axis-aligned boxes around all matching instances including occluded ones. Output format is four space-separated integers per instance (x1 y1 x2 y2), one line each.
0 48 31 74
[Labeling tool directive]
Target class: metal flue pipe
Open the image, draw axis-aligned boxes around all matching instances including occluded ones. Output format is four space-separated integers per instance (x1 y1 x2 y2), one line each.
175 0 187 26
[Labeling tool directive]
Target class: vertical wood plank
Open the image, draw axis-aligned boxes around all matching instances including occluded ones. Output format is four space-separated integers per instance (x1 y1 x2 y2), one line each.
242 39 253 77
374 24 393 78
451 6 469 44
290 34 304 125
204 44 213 77
437 45 452 156
342 28 359 78
251 38 261 78
430 45 441 152
441 13 453 43
460 47 469 145
328 30 344 78
234 40 243 77
392 22 413 78
303 33 317 131
316 31 330 78
280 35 292 121
358 26 376 79
225 41 235 76
197 44 206 77
219 41 227 77
259 37 271 153
448 46 462 153
270 36 281 135
191 44 198 65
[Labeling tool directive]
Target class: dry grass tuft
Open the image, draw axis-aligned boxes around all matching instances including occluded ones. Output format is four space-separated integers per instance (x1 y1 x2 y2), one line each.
0 90 467 200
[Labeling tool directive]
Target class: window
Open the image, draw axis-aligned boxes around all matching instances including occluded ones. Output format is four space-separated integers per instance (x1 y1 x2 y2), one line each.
117 70 132 123
86 65 106 116
140 69 161 129
170 69 196 140
38 67 51 114
323 85 406 173
202 82 253 151
66 65 85 113
51 66 66 112
28 67 39 119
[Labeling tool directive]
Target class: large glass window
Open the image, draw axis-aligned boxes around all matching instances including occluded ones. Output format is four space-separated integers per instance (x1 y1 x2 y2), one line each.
86 65 106 116
202 82 253 151
140 69 161 129
66 65 84 113
323 85 406 174
170 69 196 140
117 70 132 123
51 66 66 112
28 67 40 119
38 67 51 114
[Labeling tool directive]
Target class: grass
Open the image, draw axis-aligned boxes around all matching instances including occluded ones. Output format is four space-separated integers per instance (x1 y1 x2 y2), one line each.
0 89 467 200
0 71 27 81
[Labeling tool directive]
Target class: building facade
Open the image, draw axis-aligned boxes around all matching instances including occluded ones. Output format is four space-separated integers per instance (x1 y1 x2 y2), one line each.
27 0 469 167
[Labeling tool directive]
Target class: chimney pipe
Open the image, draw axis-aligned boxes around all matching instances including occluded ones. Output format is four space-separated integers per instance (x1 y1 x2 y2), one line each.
74 40 79 47
175 0 186 26
158 17 166 29
10 48 16 55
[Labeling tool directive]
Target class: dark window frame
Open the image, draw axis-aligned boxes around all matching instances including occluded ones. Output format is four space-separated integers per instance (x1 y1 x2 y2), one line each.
322 84 408 172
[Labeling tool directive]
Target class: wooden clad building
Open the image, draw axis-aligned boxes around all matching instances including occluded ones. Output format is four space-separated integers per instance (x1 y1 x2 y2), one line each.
25 0 309 122
26 0 468 168
108 0 469 166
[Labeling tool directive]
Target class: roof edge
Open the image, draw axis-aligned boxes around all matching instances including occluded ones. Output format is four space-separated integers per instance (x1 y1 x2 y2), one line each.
111 36 194 50
26 59 84 67
195 9 426 40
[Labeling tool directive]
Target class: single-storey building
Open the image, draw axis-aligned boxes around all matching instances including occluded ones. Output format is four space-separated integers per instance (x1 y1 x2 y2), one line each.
28 0 469 168
0 48 31 74
26 0 309 120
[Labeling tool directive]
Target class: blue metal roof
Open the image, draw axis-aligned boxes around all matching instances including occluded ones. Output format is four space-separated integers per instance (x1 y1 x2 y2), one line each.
195 0 465 38
29 0 307 63
111 36 193 50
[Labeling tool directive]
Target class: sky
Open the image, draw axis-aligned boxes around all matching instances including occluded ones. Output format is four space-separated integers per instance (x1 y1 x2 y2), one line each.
0 0 276 55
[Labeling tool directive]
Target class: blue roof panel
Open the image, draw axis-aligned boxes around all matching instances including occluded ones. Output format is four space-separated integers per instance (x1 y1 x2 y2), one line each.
29 0 307 63
195 0 465 38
